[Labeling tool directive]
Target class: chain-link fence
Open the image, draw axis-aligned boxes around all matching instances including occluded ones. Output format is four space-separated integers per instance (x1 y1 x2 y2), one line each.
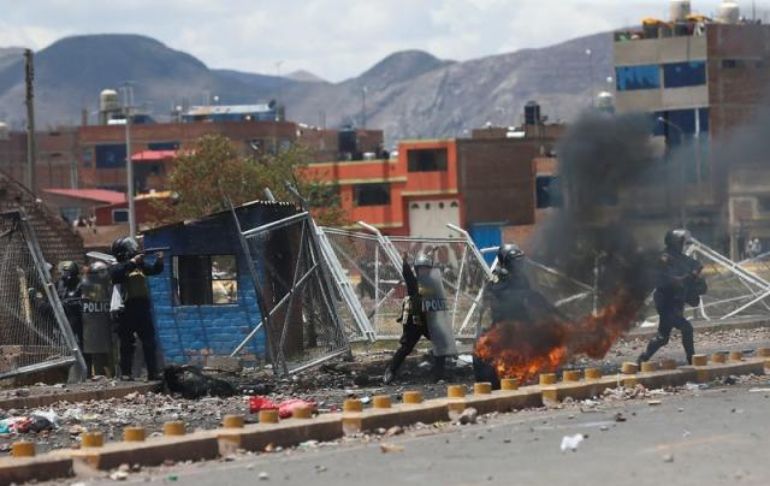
0 210 85 380
231 210 353 375
319 225 493 340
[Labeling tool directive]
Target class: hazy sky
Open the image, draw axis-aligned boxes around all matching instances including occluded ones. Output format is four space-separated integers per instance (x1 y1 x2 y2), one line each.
1 0 764 81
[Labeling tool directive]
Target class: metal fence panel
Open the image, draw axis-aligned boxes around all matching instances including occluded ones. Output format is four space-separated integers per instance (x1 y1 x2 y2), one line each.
232 211 352 375
0 210 85 380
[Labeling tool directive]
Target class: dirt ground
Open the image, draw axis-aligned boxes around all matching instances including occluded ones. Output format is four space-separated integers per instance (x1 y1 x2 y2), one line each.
1 325 769 457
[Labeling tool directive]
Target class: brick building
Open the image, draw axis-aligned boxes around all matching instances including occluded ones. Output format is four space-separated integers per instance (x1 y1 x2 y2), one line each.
613 6 770 255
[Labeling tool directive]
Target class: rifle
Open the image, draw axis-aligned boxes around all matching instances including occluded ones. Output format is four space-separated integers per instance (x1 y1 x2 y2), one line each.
86 247 170 265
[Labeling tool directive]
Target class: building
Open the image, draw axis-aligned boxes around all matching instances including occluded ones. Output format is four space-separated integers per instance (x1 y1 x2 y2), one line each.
41 188 126 223
180 103 279 123
613 1 770 255
304 112 564 243
141 201 297 364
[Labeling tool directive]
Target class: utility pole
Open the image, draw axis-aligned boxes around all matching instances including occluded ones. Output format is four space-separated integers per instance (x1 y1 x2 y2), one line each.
361 86 368 129
122 83 136 239
24 49 36 194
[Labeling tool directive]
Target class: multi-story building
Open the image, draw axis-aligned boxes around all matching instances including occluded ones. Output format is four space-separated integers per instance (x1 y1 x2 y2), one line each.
304 112 564 244
612 1 770 255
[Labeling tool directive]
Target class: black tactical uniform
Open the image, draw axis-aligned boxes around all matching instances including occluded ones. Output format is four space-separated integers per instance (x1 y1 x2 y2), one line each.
473 244 562 389
638 229 705 365
111 237 164 380
56 261 83 351
383 254 449 384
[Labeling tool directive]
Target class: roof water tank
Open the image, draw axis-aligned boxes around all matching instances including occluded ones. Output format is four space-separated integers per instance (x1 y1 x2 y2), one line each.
670 0 692 22
717 1 740 24
596 92 615 112
524 101 541 125
99 89 120 112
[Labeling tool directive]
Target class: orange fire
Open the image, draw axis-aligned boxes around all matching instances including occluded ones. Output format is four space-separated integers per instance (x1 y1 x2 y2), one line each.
474 291 642 384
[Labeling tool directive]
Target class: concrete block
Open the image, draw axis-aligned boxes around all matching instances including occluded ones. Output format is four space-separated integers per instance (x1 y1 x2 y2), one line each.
500 378 519 390
372 395 392 409
259 409 279 424
584 368 603 380
67 431 221 470
729 351 744 362
692 354 709 366
163 421 186 436
563 370 582 382
342 408 404 435
0 455 73 485
688 358 765 383
711 353 727 364
447 385 467 398
757 347 770 358
474 382 493 395
217 414 343 454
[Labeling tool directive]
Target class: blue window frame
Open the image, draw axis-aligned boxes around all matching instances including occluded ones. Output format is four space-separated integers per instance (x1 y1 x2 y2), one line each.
663 61 706 88
615 65 660 91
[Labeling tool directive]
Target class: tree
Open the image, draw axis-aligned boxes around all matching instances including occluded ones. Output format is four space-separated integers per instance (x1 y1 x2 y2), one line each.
151 134 347 227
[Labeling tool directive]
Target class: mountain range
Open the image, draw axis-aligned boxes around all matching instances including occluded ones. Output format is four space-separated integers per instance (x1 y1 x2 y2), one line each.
0 33 612 144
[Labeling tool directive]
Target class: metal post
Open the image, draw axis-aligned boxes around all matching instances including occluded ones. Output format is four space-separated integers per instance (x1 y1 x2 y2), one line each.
24 49 36 194
123 84 136 238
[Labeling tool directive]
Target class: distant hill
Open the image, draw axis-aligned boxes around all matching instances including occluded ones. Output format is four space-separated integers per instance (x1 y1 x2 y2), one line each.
286 70 326 83
0 33 612 143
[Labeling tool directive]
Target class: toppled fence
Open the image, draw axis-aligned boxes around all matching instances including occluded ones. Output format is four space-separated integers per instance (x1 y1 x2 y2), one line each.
0 209 85 380
230 210 365 375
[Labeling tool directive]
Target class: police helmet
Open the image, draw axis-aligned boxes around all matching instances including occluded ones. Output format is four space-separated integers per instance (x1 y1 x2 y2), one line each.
664 229 689 253
497 243 525 268
57 261 80 278
111 236 140 262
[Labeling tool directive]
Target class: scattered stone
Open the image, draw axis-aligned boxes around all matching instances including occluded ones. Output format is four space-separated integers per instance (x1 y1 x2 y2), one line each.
386 426 404 437
614 413 627 422
648 400 662 406
259 471 270 481
662 454 674 463
110 471 129 481
380 443 405 453
459 407 478 425
600 425 609 432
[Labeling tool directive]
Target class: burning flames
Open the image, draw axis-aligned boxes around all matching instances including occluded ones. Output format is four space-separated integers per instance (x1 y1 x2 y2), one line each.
474 291 643 384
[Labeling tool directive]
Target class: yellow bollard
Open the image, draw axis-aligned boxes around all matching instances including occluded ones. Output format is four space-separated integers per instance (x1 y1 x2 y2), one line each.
81 431 104 448
447 385 466 398
222 414 245 428
641 362 658 373
500 378 519 390
692 355 708 366
123 426 146 442
11 441 35 458
539 373 557 385
563 370 582 382
711 353 727 364
343 399 363 413
621 362 639 374
403 391 423 404
584 368 602 380
372 395 392 409
163 421 186 436
259 409 280 424
292 406 313 419
474 382 492 395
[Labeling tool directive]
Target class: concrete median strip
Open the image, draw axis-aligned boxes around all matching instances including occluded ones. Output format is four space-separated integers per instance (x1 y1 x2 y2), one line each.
0 453 73 485
0 349 766 483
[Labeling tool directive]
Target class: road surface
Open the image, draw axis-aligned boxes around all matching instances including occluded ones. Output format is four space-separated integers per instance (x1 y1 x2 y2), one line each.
98 382 770 486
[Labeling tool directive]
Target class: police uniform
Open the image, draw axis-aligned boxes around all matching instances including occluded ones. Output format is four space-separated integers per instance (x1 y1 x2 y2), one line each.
639 230 705 365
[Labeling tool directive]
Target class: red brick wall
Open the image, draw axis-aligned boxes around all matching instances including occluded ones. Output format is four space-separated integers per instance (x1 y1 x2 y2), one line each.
457 139 540 226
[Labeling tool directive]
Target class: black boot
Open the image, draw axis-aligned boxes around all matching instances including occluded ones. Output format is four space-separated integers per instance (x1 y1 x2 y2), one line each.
432 356 446 383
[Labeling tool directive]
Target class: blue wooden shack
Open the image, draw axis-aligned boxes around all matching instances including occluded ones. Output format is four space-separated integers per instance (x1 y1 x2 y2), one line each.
141 201 297 365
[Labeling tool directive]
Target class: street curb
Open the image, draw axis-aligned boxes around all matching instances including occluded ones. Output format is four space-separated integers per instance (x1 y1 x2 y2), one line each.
0 382 161 410
1 353 766 483
63 431 220 471
0 454 73 486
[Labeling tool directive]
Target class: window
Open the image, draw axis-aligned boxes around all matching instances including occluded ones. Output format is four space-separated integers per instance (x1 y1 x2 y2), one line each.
353 183 390 206
148 141 179 151
407 149 448 172
173 255 238 306
663 61 706 88
112 209 129 223
536 176 562 208
722 59 738 69
95 144 127 169
615 65 660 91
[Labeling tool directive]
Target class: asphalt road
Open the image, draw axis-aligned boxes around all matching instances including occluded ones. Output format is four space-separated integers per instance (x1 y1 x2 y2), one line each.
98 383 770 486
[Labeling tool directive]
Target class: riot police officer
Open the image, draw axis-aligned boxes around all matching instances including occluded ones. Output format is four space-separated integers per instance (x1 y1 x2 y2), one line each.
81 261 115 377
638 229 705 365
56 261 83 350
110 237 164 381
473 244 562 388
383 252 457 384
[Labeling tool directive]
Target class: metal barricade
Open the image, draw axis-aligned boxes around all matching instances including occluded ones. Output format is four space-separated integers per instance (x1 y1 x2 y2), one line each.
230 210 359 375
0 209 86 380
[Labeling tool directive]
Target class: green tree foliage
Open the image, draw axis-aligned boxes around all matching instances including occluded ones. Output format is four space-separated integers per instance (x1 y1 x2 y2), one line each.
151 134 347 226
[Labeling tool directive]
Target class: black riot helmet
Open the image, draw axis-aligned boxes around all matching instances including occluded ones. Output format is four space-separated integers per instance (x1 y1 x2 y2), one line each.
58 261 80 280
111 236 140 262
497 243 525 271
664 229 689 255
